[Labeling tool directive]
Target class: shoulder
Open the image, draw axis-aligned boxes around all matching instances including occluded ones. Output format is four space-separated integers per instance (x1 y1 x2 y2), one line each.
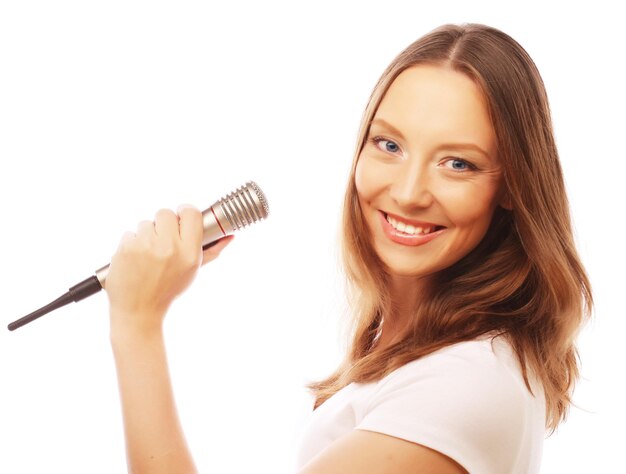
356 334 545 473
370 334 536 406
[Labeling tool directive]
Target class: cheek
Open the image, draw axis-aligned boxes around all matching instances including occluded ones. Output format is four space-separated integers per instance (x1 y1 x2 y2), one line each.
355 153 392 201
443 185 500 234
354 155 375 201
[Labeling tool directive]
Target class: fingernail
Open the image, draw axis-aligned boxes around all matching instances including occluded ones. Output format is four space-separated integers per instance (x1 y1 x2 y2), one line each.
219 235 235 248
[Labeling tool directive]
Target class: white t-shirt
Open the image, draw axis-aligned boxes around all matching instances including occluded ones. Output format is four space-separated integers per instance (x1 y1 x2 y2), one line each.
295 333 546 473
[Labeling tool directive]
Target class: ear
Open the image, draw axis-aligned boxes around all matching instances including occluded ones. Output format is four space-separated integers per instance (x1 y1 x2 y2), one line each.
497 186 514 211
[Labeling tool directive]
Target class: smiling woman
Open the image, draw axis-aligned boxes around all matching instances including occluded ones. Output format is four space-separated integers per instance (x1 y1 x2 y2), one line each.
100 22 592 474
299 23 593 473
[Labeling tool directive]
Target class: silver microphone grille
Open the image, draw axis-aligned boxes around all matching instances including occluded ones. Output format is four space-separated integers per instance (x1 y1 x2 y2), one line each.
217 181 269 231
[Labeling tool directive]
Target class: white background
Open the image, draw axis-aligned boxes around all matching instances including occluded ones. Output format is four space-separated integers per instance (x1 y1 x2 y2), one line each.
0 1 622 472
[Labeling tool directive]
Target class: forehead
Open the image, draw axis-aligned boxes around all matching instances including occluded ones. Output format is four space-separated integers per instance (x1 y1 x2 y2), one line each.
373 65 496 154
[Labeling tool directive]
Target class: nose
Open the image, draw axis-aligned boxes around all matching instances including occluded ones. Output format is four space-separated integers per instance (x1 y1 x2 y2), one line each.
388 160 434 209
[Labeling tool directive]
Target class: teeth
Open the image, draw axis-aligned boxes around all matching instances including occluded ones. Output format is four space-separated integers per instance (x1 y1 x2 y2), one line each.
386 214 435 235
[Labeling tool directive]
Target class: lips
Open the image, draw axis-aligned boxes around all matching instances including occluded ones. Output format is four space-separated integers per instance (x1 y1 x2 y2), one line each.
378 210 447 246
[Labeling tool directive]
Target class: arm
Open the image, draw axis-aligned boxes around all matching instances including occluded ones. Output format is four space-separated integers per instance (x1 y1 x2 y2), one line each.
111 326 196 474
297 430 468 474
104 205 234 473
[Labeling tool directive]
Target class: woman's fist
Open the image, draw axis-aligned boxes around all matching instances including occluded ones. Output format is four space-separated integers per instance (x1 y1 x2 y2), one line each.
105 205 234 337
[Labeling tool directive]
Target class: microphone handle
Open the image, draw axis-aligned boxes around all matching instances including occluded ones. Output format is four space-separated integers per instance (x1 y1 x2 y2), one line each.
6 241 222 332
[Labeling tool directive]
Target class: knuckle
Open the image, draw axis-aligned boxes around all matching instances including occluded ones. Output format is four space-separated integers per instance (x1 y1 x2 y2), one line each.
156 208 177 219
120 230 135 242
177 204 199 214
118 230 136 248
178 206 201 222
136 219 154 233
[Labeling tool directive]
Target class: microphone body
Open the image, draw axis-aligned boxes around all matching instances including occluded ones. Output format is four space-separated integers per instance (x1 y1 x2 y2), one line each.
8 181 269 331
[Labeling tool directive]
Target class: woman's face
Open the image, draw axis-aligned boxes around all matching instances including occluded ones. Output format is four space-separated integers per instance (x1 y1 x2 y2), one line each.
355 64 507 279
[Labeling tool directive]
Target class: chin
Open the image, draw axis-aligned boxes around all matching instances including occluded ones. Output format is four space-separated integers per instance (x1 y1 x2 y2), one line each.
383 261 435 278
380 251 457 279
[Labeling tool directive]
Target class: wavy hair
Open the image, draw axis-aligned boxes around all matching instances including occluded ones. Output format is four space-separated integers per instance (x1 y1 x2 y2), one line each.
306 23 593 434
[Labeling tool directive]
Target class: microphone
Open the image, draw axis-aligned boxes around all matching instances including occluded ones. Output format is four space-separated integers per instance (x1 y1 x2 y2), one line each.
7 181 269 331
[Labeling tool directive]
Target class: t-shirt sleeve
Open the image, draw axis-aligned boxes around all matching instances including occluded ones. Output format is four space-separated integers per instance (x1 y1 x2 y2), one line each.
355 341 531 474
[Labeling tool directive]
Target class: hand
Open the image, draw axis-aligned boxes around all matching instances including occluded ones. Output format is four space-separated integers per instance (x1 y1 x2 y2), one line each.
104 204 234 337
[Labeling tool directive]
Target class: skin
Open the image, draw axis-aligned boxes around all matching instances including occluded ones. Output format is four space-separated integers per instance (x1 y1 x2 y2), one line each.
106 206 234 473
355 64 510 348
104 64 510 472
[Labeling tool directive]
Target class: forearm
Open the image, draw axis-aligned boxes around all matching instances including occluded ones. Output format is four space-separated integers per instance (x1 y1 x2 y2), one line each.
111 315 197 474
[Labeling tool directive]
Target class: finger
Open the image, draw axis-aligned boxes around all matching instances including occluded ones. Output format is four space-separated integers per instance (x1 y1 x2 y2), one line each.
115 230 136 251
201 235 235 266
136 220 156 240
177 204 203 249
154 208 179 241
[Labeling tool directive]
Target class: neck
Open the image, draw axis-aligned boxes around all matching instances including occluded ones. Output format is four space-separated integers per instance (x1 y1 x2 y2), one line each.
374 274 431 351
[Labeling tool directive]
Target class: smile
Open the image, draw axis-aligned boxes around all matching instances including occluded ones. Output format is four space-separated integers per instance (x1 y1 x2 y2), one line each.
379 211 447 246
385 213 438 235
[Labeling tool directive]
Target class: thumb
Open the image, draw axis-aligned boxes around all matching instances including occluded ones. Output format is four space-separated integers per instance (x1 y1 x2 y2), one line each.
201 235 235 266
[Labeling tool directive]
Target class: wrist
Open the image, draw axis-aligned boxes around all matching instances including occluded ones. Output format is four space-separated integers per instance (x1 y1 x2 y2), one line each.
109 308 167 349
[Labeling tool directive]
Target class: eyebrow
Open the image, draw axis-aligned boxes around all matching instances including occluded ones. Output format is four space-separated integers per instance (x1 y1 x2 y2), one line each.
370 117 492 160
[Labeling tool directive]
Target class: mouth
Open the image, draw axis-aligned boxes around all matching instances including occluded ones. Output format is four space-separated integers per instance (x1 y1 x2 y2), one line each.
381 211 446 236
379 211 447 247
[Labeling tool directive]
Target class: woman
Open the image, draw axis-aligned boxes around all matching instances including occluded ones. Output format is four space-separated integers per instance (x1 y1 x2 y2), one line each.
105 23 593 473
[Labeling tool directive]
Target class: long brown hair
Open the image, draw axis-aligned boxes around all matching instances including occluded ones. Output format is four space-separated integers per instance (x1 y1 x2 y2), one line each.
306 23 593 434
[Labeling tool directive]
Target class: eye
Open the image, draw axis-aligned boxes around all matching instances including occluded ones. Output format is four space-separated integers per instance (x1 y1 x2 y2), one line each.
370 136 401 154
442 157 477 172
